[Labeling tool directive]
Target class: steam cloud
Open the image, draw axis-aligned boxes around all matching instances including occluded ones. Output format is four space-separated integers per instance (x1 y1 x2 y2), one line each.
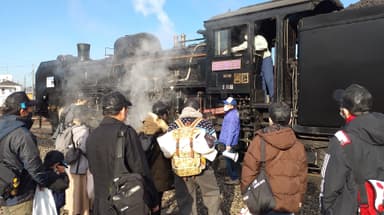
48 0 177 130
118 47 170 129
61 39 171 129
121 0 175 128
132 0 174 48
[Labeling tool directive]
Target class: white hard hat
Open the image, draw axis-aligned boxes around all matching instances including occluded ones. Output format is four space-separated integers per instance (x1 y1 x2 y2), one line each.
254 35 268 51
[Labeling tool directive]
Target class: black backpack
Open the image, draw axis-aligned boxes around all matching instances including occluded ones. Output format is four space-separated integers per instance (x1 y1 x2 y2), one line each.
138 132 157 165
109 129 148 214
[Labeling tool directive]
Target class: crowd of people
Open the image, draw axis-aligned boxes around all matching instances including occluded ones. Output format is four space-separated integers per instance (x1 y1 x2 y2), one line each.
0 82 383 215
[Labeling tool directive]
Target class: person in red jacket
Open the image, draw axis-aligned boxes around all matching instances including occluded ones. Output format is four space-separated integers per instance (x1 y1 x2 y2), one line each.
241 102 307 215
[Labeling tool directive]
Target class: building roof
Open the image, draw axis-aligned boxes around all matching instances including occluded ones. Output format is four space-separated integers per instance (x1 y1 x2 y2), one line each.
0 80 21 86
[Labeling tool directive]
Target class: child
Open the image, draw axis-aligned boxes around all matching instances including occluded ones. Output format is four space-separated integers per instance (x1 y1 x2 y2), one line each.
43 150 70 215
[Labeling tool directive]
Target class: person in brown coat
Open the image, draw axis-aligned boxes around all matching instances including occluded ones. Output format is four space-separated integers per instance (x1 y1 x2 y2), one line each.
241 102 307 215
138 101 174 215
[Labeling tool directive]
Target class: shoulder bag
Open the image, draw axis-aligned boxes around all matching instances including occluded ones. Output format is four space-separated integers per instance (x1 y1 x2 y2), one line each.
109 128 148 214
242 139 276 214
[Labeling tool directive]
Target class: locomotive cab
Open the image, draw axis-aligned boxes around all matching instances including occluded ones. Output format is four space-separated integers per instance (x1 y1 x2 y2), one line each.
202 0 342 139
200 0 342 169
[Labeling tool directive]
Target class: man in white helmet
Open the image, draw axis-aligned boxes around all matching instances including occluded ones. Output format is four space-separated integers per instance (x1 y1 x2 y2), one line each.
231 34 274 103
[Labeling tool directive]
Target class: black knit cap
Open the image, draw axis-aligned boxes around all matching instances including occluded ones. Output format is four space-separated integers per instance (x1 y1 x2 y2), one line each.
333 84 372 114
152 101 169 115
4 91 36 110
44 150 68 168
101 91 132 112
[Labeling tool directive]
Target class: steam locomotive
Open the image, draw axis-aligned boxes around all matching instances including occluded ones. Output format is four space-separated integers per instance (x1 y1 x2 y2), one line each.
35 0 384 169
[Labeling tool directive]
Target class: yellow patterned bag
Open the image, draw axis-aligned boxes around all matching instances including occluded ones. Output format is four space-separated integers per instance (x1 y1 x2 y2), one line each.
171 118 206 177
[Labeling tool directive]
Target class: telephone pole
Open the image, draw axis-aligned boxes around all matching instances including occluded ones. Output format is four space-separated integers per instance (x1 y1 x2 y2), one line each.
31 64 35 99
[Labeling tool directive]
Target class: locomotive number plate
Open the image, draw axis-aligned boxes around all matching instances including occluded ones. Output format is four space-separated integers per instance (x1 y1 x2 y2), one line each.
212 59 241 71
46 76 55 88
234 73 249 84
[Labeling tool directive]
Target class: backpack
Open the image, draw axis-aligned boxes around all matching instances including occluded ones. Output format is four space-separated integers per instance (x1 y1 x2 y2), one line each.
358 180 384 215
52 105 72 140
171 118 206 177
138 132 156 163
110 129 148 214
336 130 384 215
55 126 82 164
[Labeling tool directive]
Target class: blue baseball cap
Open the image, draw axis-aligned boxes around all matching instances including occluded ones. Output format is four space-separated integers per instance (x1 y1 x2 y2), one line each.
223 97 237 106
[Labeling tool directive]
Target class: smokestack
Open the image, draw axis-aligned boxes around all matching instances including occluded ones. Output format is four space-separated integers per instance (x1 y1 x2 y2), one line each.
173 34 178 48
181 33 186 47
77 43 90 61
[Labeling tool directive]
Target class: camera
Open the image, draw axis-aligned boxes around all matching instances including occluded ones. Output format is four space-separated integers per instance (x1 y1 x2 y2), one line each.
215 142 239 162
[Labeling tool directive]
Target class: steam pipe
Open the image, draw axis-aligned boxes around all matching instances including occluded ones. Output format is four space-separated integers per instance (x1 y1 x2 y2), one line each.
180 42 206 81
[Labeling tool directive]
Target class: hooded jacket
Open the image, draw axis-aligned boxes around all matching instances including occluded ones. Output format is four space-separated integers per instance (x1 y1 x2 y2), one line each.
0 115 58 206
320 112 384 215
241 126 307 213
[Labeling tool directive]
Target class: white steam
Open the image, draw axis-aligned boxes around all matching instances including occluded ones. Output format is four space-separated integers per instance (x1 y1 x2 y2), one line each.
55 0 177 130
122 0 175 128
132 0 174 47
119 52 170 129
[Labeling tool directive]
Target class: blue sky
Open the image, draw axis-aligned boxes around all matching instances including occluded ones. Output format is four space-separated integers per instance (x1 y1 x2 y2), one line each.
0 0 358 86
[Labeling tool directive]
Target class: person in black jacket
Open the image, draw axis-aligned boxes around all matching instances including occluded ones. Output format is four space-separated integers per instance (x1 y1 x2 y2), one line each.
320 84 384 214
0 91 59 214
86 91 159 215
43 150 70 215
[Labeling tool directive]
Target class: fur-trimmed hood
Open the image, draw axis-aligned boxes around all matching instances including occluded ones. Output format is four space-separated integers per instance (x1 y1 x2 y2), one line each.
138 112 168 135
